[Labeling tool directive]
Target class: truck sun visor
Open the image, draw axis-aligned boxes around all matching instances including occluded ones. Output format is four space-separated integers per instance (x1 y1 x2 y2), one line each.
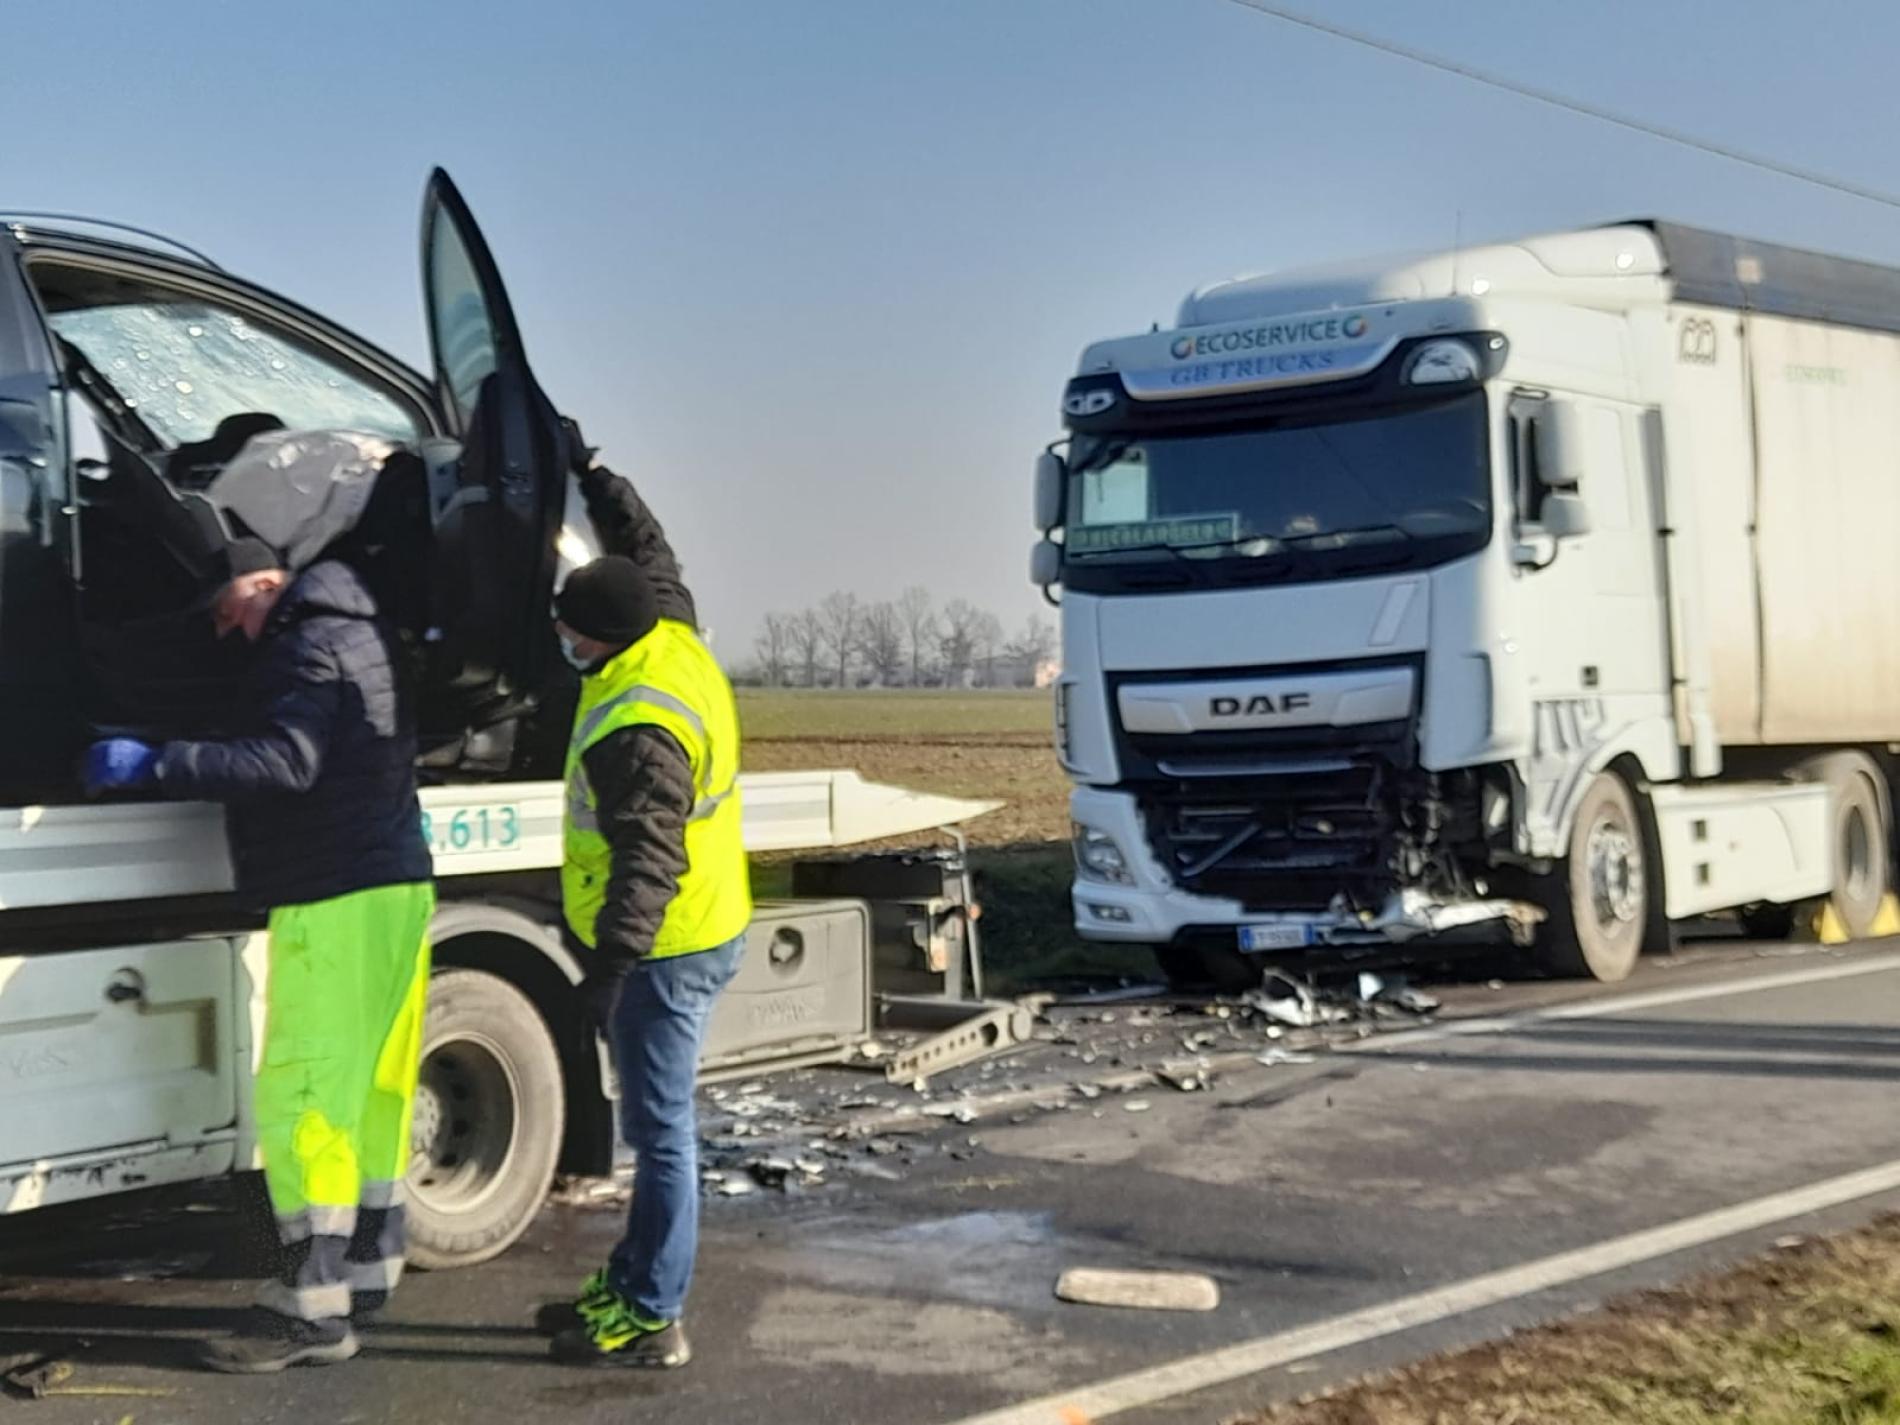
206 429 399 571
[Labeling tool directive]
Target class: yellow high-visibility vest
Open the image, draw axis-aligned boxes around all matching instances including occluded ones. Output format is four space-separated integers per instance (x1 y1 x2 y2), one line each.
562 620 751 958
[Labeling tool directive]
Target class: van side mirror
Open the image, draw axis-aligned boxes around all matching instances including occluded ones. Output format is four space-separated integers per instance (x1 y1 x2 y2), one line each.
1034 452 1066 532
1542 491 1592 539
1030 538 1061 590
1533 402 1588 489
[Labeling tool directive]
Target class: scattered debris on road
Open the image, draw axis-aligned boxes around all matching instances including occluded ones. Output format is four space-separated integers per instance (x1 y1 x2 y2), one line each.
1055 1267 1220 1312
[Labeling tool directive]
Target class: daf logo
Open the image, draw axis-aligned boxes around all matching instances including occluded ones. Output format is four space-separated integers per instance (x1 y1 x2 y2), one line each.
1063 388 1116 417
1678 317 1719 365
1211 692 1313 717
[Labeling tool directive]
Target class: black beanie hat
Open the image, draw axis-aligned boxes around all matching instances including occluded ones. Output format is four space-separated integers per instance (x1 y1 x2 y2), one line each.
224 536 285 580
556 556 660 647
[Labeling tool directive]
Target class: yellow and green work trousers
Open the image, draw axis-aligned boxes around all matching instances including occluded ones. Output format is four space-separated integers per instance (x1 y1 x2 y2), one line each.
253 882 433 1324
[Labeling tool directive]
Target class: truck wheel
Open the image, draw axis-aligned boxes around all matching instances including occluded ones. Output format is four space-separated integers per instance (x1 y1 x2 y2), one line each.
1811 753 1891 940
1538 772 1660 982
406 969 566 1270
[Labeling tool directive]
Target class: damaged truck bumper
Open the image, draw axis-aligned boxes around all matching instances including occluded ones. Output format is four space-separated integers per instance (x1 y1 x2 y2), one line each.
1070 786 1543 951
1075 877 1542 949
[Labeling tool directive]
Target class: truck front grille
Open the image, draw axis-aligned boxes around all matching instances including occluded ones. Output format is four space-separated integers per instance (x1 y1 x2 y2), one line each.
1142 764 1399 911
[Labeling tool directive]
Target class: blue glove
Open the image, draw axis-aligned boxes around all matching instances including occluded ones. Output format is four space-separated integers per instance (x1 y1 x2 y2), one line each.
85 738 160 794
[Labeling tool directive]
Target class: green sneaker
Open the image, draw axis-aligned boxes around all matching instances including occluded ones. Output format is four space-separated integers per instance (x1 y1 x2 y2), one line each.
549 1291 691 1369
533 1268 620 1336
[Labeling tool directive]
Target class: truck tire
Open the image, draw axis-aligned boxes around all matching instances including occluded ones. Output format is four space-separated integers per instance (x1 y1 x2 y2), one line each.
406 969 566 1270
1538 771 1661 982
1811 753 1891 940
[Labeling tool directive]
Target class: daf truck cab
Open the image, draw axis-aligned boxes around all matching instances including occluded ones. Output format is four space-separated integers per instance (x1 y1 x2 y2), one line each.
1037 222 1900 986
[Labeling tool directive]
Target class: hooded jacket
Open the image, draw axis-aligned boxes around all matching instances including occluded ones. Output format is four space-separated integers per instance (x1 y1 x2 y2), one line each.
156 560 432 908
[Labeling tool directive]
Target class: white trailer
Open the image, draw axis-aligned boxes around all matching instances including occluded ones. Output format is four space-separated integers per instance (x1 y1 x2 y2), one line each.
1034 221 1900 987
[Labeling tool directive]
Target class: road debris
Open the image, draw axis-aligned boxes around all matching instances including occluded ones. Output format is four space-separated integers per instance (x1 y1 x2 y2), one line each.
1055 1268 1220 1312
1255 1049 1318 1067
1123 1099 1152 1114
2 1357 175 1401
1157 1064 1210 1092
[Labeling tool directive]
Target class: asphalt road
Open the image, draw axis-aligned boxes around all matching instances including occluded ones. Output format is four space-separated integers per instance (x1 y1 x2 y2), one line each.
6 939 1900 1424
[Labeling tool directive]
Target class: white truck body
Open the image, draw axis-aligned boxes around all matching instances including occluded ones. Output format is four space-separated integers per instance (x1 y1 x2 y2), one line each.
1042 222 1900 977
0 772 997 1216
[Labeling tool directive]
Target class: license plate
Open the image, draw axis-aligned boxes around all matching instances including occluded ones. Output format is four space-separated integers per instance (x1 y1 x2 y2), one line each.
1238 923 1315 953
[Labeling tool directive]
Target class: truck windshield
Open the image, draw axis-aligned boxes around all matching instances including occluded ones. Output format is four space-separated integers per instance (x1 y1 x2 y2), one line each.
1064 392 1490 583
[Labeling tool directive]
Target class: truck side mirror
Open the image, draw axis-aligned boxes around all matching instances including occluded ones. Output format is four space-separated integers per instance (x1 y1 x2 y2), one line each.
1542 491 1592 540
1533 402 1588 488
1030 538 1061 591
1034 451 1066 532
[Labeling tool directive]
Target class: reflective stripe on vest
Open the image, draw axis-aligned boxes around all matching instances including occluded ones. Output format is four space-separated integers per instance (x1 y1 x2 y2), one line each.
561 620 752 959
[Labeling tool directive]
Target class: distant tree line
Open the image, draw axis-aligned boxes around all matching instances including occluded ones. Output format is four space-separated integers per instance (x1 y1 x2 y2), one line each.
740 588 1056 689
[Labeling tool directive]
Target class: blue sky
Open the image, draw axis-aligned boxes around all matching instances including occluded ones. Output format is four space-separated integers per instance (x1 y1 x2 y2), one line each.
10 0 1900 653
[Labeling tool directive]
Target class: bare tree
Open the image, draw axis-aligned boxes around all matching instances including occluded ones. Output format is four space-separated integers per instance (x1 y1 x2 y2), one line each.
858 601 906 686
816 591 862 688
753 613 793 687
897 586 938 687
1004 614 1057 684
789 608 824 688
972 610 1006 688
937 599 983 688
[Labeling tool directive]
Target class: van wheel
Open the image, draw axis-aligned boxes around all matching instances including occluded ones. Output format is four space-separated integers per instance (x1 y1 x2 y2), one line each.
406 969 565 1270
1810 753 1891 940
1538 772 1661 982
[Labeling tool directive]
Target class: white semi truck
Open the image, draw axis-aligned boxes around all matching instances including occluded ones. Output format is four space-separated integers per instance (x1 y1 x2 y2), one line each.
1034 221 1900 987
0 175 991 1264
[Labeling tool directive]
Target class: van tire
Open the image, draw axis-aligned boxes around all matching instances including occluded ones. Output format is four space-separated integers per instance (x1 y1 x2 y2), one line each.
1808 753 1891 941
406 969 565 1270
1537 771 1661 982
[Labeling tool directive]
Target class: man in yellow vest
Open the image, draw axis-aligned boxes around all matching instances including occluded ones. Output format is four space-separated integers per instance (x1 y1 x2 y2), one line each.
544 552 751 1369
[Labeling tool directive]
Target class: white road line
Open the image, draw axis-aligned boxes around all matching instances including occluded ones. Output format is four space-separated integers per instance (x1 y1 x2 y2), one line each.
940 1156 1900 1425
1362 948 1900 1054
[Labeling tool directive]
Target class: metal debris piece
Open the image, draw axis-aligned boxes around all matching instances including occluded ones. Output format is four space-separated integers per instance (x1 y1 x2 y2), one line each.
1256 1049 1318 1067
882 997 1038 1085
1055 1268 1220 1312
1157 1066 1209 1092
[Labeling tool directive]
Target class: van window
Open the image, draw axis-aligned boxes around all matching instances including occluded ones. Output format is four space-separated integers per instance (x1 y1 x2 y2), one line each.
32 265 425 447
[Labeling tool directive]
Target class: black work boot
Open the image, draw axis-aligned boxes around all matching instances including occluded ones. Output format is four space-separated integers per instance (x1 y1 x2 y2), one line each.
550 1297 692 1369
199 1309 359 1374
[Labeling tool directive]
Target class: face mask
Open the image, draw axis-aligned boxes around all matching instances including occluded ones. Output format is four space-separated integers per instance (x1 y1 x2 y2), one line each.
560 635 594 674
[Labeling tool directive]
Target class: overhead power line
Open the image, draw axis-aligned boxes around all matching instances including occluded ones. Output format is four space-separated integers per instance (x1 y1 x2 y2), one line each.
1222 0 1900 213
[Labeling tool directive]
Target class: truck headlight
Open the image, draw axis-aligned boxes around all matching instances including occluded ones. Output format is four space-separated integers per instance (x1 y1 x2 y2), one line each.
1072 823 1133 884
1403 338 1480 385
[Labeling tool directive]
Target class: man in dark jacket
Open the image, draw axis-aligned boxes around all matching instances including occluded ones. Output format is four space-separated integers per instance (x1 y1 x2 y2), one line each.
537 452 749 1370
85 537 434 1374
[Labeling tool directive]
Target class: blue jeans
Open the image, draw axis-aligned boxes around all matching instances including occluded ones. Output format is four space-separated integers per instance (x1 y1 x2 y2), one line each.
606 936 744 1322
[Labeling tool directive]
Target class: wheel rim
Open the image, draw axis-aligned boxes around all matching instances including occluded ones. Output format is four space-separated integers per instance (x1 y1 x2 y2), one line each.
1586 813 1642 931
1842 799 1874 904
409 1032 521 1215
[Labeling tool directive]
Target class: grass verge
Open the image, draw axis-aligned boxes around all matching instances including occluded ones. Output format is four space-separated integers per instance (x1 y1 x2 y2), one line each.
1238 1215 1900 1425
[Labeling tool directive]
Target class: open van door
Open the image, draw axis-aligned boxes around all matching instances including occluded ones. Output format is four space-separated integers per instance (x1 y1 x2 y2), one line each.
419 168 576 764
0 234 86 795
